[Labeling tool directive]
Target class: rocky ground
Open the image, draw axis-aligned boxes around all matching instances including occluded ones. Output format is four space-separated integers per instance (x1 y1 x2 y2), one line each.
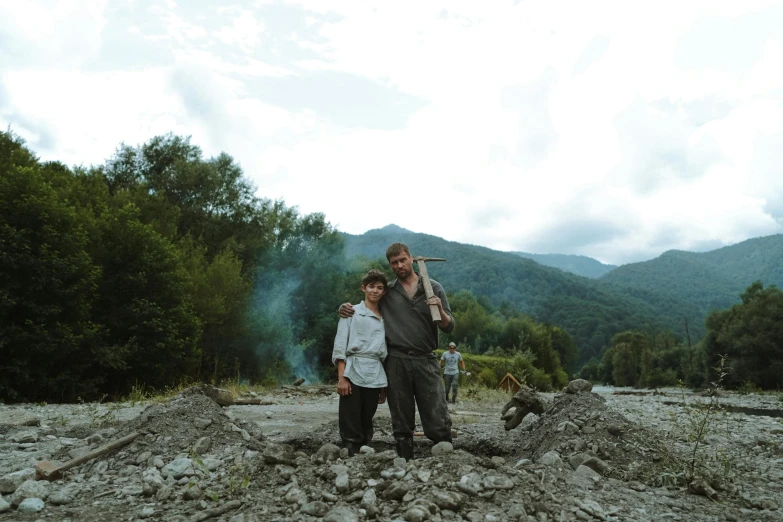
1 382 782 522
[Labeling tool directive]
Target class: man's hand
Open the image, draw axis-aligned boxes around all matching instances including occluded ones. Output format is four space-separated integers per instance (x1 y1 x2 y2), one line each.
339 302 355 318
337 376 352 396
378 388 387 404
426 296 450 327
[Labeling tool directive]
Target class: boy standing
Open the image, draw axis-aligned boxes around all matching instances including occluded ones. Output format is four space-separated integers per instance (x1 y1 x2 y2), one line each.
440 342 466 404
332 269 389 455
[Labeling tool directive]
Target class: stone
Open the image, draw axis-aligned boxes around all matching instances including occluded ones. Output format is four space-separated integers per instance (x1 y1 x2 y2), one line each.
21 417 41 427
182 484 203 500
576 498 605 519
152 456 165 469
381 467 406 480
431 441 454 456
324 506 359 522
581 457 609 474
276 465 295 480
0 468 36 493
557 421 579 434
201 458 223 471
301 501 329 517
569 465 601 488
192 437 211 455
285 488 307 505
359 446 375 454
16 497 45 514
10 479 50 506
139 506 156 518
491 456 506 466
404 506 428 522
161 458 195 479
263 444 295 465
316 443 342 462
155 486 173 501
201 385 234 406
508 504 527 520
49 488 76 505
382 481 409 501
361 488 377 509
565 379 593 394
417 469 432 482
430 489 462 511
135 450 152 465
520 413 539 431
10 431 38 443
540 451 563 467
483 475 514 490
0 496 9 513
689 479 717 500
194 418 212 429
86 433 104 445
607 424 623 436
394 457 407 467
513 459 531 469
335 473 350 493
568 453 590 470
68 446 92 460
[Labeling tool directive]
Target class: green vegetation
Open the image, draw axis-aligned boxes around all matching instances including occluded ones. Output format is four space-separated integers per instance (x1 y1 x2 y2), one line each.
511 251 617 278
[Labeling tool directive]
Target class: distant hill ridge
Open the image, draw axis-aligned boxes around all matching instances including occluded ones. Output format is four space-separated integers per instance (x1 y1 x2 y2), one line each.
342 225 783 364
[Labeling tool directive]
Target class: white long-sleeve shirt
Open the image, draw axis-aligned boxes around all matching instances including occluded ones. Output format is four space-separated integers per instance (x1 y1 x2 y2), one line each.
332 301 388 388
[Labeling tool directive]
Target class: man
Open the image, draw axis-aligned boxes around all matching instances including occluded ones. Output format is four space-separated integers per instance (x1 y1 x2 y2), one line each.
440 342 466 404
340 242 455 460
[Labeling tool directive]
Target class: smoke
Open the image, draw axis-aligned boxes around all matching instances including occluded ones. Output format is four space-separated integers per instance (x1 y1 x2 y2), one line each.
247 268 322 385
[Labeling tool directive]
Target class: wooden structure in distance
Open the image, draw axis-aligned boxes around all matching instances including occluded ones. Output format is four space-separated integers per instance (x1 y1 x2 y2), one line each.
498 372 522 393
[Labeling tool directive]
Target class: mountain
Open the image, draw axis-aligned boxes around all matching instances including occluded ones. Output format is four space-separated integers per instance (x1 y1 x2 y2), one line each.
341 225 703 363
510 252 617 278
600 234 783 314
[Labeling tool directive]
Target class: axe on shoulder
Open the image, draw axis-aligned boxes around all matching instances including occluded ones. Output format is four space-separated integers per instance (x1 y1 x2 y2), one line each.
412 256 446 322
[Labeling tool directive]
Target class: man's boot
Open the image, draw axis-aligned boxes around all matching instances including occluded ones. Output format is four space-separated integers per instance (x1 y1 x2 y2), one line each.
395 436 414 461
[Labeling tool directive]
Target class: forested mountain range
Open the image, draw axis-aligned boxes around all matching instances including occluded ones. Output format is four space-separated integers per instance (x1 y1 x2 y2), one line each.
510 252 617 278
600 234 783 314
343 226 783 364
341 225 704 363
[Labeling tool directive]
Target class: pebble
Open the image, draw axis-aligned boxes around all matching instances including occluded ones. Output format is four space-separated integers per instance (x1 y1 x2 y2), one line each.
324 506 359 522
0 468 36 493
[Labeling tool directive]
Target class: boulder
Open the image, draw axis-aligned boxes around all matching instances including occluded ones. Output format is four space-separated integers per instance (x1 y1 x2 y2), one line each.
564 379 593 394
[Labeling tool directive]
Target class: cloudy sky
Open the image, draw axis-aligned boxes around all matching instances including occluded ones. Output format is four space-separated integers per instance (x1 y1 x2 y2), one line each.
2 0 782 265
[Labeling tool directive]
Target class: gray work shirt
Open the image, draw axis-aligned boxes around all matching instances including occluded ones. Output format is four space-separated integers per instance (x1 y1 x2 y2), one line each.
332 301 388 388
441 351 463 375
382 276 455 356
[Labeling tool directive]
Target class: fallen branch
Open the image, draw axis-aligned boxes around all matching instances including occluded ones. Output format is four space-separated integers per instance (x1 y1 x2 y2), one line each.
35 431 141 481
189 500 243 522
231 399 277 406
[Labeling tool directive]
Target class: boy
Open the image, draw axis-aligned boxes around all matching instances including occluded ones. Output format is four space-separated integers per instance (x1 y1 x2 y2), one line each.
332 269 389 455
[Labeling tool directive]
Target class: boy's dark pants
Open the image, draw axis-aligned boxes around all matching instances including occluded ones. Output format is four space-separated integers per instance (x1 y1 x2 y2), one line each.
385 354 452 459
339 382 381 454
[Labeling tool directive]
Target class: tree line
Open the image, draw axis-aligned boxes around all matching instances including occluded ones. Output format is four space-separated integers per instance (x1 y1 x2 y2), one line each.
0 131 574 402
579 281 783 390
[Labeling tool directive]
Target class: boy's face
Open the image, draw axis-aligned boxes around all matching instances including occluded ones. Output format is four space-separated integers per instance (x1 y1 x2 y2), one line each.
362 281 386 304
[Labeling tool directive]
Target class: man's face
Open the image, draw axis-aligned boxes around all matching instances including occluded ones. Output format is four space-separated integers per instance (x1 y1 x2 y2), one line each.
449 347 456 354
388 251 414 280
362 282 386 304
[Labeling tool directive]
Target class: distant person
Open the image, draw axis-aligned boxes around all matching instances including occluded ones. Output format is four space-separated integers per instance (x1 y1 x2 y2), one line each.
340 242 455 460
440 342 467 404
332 269 389 456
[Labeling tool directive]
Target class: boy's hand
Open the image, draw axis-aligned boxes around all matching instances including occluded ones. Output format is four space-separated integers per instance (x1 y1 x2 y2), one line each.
337 377 352 396
339 303 355 318
378 388 387 404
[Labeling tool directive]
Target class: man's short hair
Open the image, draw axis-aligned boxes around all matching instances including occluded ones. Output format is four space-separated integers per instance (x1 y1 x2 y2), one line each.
362 269 388 288
386 242 411 260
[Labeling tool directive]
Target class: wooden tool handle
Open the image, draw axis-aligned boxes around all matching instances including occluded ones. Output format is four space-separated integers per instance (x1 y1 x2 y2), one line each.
417 261 442 322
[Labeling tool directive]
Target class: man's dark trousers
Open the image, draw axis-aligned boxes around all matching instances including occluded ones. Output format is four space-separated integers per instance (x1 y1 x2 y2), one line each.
444 373 459 402
339 383 381 455
385 353 452 459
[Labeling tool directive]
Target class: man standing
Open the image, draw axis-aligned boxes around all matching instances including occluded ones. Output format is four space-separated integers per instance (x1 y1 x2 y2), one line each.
440 342 466 404
340 242 455 460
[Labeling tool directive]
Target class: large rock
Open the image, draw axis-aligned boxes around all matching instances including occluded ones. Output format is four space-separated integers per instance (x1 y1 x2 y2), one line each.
10 480 50 506
315 443 341 463
16 497 45 514
263 444 295 466
564 379 593 394
324 506 359 522
201 385 234 406
9 431 38 443
161 458 195 479
301 501 329 517
501 386 547 430
539 451 563 467
430 490 463 511
0 469 35 494
431 441 454 456
0 495 10 513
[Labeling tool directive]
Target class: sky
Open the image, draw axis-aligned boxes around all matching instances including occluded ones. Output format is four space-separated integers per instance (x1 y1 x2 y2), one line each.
1 0 782 265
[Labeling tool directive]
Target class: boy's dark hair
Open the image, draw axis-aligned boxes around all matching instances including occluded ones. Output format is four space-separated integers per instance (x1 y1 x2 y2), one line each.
385 242 411 260
362 269 388 288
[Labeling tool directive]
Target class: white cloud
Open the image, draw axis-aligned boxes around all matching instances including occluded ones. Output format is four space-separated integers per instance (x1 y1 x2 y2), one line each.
1 0 782 264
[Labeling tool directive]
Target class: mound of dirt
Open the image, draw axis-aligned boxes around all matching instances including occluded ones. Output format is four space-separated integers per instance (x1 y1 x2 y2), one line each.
514 390 674 483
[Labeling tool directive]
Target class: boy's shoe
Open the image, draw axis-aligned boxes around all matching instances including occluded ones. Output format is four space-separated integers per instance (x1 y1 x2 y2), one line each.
395 437 415 461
